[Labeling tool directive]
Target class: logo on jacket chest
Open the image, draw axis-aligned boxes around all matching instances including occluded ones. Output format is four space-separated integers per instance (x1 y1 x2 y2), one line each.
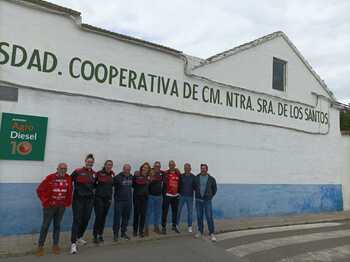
52 178 68 188
122 179 132 186
77 173 94 183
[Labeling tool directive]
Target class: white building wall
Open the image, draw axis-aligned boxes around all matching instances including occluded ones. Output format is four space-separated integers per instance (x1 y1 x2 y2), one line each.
0 0 348 236
0 88 344 185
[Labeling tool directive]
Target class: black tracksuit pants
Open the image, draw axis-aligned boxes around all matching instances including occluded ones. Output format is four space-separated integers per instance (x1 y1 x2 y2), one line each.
133 195 148 234
38 206 65 247
113 199 132 236
71 195 94 243
162 195 179 228
93 196 111 237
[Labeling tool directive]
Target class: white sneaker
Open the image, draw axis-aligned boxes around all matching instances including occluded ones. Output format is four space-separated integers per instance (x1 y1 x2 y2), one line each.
194 232 202 239
188 226 193 233
210 234 217 242
77 238 87 245
70 243 77 254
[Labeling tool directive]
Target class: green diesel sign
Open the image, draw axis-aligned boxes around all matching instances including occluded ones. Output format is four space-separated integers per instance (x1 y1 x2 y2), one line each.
0 113 48 160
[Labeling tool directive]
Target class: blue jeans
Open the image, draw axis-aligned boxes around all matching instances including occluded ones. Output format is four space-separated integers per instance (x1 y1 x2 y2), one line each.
195 199 214 234
146 195 162 228
177 196 193 227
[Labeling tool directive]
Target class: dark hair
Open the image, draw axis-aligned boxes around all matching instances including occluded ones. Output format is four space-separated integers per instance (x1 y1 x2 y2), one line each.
200 163 208 170
103 160 113 170
85 153 95 161
154 161 161 167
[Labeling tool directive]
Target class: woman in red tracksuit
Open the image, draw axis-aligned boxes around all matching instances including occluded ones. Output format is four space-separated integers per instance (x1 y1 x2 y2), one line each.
70 153 96 254
36 162 72 256
93 160 115 244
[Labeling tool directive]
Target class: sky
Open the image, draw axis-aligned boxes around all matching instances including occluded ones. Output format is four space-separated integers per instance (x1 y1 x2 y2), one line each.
50 0 350 104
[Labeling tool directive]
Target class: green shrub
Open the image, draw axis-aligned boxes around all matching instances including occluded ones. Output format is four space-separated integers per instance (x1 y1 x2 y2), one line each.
340 111 350 131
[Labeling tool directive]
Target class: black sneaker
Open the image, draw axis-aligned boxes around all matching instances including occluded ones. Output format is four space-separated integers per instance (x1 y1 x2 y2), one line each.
172 225 180 232
93 236 99 244
173 226 180 234
161 227 167 235
121 233 130 240
139 232 145 238
98 235 104 242
133 231 138 237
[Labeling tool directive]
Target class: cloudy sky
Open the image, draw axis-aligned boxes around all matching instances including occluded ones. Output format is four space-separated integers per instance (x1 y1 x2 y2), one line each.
51 0 350 103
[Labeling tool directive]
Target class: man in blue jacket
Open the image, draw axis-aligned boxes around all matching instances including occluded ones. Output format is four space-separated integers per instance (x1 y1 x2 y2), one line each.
177 163 195 233
113 164 133 241
194 164 217 242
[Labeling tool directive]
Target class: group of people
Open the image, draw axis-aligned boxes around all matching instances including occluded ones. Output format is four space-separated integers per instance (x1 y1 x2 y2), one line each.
35 153 217 256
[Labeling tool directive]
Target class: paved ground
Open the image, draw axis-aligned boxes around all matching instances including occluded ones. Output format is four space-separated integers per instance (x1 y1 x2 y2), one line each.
3 221 350 261
0 236 241 262
215 221 350 261
2 210 350 257
3 222 350 261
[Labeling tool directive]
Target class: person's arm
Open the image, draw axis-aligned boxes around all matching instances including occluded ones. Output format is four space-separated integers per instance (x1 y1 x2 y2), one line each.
113 175 118 187
113 175 119 198
94 172 99 187
162 172 168 195
178 174 182 195
132 173 137 188
191 175 196 197
92 171 98 187
65 175 73 207
211 177 217 197
36 175 50 207
70 170 78 195
192 176 198 193
70 170 77 183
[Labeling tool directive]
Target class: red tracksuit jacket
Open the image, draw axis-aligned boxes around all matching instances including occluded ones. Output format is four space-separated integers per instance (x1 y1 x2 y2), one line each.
37 173 73 208
162 169 181 196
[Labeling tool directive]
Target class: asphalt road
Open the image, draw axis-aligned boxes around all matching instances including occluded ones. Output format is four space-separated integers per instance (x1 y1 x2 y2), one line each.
3 221 350 262
0 235 241 262
215 221 350 262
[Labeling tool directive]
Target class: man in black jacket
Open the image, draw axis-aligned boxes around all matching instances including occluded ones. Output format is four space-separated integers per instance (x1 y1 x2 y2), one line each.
194 164 217 242
113 164 133 241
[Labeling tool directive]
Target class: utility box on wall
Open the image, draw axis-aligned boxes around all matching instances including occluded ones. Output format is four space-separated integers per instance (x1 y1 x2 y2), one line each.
0 113 48 161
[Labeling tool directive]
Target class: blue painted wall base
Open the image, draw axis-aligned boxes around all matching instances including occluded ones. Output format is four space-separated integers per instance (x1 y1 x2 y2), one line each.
0 183 343 236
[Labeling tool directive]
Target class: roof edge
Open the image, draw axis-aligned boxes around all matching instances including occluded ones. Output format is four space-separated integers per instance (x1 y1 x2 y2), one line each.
13 0 181 55
13 0 81 16
206 31 283 63
81 24 181 55
193 31 336 101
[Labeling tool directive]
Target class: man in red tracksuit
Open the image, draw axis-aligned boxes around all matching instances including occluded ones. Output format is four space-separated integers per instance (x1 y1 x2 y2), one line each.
161 160 181 234
36 163 72 256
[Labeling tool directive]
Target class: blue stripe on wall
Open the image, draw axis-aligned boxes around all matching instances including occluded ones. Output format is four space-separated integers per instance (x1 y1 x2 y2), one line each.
0 183 343 236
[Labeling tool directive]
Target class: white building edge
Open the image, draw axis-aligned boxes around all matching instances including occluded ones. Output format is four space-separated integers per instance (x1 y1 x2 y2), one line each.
0 0 349 236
